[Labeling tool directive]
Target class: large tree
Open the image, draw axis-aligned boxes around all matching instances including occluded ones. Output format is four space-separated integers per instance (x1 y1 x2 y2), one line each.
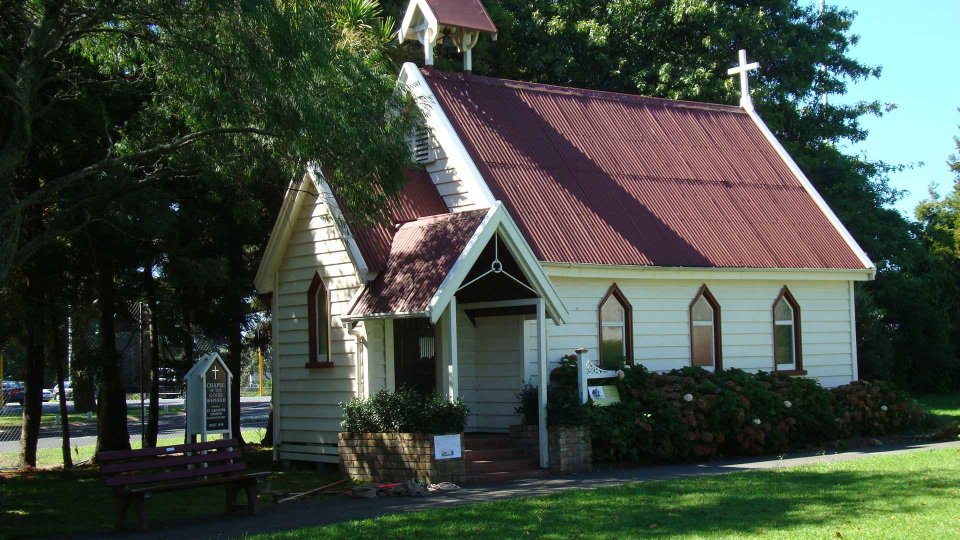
2 0 417 457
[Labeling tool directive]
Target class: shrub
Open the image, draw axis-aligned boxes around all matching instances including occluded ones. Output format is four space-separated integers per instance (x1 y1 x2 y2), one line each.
340 388 468 434
590 366 924 464
515 382 591 427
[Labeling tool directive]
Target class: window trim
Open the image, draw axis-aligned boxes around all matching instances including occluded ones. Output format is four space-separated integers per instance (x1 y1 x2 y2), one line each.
306 271 334 369
772 286 805 375
689 285 723 370
597 283 633 367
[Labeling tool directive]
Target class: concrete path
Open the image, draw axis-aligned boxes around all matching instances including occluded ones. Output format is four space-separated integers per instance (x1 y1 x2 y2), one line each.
98 439 960 540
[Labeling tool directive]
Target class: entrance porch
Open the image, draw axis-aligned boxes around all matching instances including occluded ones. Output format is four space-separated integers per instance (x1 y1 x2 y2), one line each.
342 204 569 468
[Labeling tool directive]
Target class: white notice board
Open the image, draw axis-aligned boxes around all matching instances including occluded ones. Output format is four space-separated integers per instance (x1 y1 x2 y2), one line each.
434 434 462 460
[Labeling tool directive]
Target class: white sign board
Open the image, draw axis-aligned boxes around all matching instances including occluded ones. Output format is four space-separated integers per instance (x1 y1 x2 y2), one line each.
185 353 233 440
433 434 462 460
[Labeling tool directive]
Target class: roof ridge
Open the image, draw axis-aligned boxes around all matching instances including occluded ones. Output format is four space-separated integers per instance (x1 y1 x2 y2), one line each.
421 68 746 114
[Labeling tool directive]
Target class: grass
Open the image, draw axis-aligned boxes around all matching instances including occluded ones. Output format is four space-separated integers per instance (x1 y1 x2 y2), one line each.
0 443 341 539
916 393 960 427
0 406 185 428
255 448 960 540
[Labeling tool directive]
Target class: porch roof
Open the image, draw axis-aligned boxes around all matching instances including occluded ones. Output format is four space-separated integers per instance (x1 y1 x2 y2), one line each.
345 209 489 320
343 203 569 324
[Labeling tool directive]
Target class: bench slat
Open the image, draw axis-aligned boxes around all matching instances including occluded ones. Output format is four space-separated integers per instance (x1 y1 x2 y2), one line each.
101 450 243 475
126 471 272 495
97 439 238 462
106 462 247 488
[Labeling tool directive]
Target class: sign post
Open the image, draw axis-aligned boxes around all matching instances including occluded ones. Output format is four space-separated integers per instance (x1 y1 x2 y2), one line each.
185 353 233 442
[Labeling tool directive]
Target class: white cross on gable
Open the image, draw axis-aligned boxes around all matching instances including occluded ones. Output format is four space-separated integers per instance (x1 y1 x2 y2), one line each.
727 49 760 110
211 364 220 379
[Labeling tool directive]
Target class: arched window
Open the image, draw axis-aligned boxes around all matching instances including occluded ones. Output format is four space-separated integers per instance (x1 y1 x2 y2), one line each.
307 272 332 367
690 285 722 370
773 287 802 373
598 284 632 369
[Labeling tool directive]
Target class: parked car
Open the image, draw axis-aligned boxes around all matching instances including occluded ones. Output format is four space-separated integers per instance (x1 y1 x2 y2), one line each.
42 388 53 402
158 368 184 398
2 381 24 405
52 380 73 402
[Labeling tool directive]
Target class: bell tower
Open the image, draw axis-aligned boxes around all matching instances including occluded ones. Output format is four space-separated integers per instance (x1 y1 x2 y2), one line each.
398 0 498 72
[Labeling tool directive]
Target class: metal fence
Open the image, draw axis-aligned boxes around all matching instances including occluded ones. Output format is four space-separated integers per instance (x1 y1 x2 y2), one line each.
0 385 269 470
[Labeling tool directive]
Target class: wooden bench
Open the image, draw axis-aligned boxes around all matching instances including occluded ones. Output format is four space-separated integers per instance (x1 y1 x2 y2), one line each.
96 439 271 530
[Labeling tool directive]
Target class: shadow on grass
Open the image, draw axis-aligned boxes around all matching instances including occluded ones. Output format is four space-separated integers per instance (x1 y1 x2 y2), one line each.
279 450 960 539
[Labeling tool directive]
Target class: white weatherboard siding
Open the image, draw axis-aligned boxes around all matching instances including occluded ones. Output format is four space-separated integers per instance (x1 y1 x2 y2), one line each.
459 314 524 432
275 177 363 463
524 276 856 388
424 137 482 212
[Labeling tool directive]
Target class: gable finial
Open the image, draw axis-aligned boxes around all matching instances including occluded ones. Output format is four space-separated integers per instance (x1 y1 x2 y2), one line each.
727 49 760 111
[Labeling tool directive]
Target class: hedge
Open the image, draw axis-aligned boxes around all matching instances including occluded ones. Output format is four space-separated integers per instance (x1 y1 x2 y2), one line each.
521 362 926 463
341 388 469 434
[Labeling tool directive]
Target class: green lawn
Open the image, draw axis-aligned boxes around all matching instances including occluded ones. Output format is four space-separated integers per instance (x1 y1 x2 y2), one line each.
0 444 341 539
916 393 960 427
256 448 960 540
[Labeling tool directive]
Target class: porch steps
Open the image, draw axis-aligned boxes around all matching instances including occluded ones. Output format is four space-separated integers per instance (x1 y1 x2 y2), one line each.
462 433 546 485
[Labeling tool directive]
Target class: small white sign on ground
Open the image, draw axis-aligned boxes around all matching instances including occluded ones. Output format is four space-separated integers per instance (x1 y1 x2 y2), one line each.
433 434 462 460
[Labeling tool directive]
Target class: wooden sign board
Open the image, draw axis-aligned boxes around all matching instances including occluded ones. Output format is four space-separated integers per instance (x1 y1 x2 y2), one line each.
185 353 232 440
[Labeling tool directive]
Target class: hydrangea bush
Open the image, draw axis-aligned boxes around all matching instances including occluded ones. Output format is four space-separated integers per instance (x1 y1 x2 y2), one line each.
588 366 925 463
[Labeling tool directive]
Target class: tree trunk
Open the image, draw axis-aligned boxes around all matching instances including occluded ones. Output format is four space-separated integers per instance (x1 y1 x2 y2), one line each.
94 264 131 454
262 405 273 446
48 306 72 469
19 323 44 468
144 267 160 448
69 309 97 414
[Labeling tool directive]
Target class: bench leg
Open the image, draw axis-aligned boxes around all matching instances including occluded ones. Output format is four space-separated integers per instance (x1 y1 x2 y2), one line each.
114 496 130 530
225 485 239 515
133 495 149 531
114 494 148 531
244 484 258 516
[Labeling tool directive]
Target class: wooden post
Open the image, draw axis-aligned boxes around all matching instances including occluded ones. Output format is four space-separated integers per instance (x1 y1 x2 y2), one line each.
537 298 548 469
449 296 459 400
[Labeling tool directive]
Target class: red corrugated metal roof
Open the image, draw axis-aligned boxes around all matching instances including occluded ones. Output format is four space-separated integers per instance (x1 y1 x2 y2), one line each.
422 69 866 270
348 170 450 273
425 0 497 33
347 209 488 317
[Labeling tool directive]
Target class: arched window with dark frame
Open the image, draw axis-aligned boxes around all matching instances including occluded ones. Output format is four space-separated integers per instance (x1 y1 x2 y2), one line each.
690 285 722 370
598 284 633 369
773 287 803 373
307 272 332 367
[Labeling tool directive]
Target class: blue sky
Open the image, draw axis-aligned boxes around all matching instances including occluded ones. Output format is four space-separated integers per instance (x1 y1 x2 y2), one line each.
833 0 959 217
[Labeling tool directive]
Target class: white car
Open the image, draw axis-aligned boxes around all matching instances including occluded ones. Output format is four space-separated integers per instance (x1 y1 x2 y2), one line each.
42 388 53 402
52 381 73 401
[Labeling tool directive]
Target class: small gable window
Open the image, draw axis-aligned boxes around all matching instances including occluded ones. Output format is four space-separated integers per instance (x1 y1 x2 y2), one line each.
307 272 332 368
773 287 802 373
690 286 722 370
599 284 632 369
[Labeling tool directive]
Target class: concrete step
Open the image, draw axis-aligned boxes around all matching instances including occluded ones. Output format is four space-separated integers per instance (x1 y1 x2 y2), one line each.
463 468 549 485
463 447 526 462
463 434 516 451
465 457 534 474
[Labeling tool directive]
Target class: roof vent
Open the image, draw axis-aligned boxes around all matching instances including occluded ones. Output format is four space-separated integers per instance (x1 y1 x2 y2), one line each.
409 124 435 164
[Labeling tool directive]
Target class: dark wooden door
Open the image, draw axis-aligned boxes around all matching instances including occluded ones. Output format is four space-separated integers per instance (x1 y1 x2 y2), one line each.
394 318 437 395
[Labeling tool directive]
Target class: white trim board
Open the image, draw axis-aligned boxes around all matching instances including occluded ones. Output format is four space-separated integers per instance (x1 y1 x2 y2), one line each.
747 109 875 276
399 63 496 210
541 263 874 282
426 203 569 325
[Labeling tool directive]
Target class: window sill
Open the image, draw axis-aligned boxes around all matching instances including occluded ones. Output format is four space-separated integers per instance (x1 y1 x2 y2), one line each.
304 361 335 369
774 369 807 376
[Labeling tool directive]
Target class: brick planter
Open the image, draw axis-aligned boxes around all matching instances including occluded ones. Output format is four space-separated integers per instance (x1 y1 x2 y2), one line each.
509 424 593 473
338 432 465 484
